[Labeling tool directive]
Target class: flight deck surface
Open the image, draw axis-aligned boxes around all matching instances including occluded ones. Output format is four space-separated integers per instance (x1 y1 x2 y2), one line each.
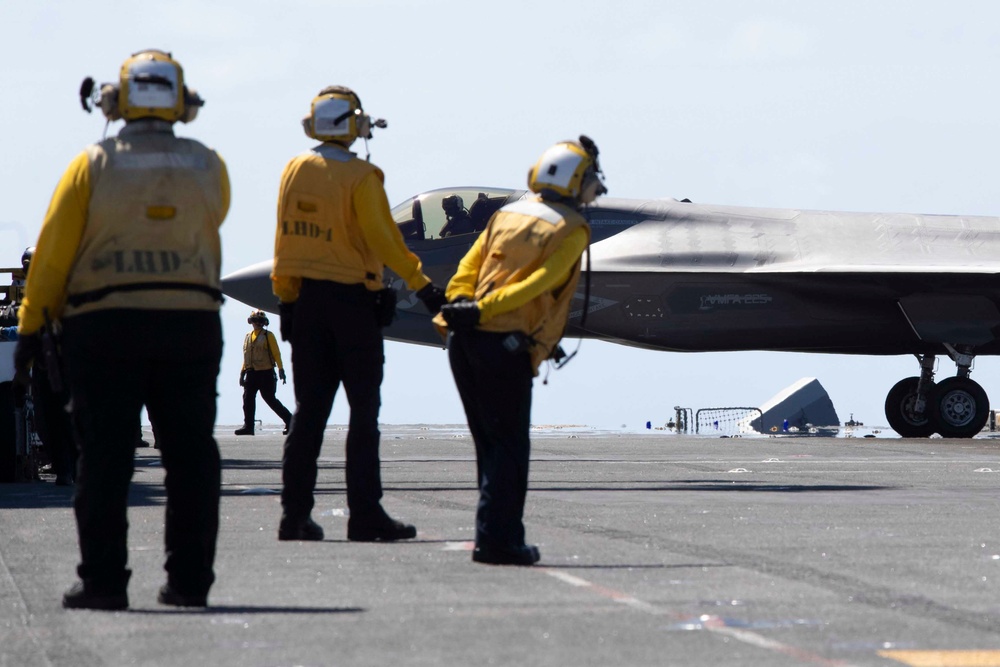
3 426 1000 666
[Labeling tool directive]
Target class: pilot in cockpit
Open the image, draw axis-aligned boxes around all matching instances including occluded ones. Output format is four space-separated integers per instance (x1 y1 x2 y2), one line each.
439 195 476 237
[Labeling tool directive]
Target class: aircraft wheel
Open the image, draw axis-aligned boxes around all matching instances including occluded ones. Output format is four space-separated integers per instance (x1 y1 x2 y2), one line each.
929 377 989 438
884 377 936 438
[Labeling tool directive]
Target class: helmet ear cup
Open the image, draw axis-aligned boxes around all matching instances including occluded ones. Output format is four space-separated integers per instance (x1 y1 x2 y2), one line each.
357 113 371 140
579 170 600 205
180 87 203 123
99 84 122 121
301 115 315 139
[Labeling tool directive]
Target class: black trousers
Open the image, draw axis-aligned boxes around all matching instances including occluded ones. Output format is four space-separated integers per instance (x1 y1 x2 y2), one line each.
62 310 222 595
282 280 386 520
448 329 533 549
242 368 292 428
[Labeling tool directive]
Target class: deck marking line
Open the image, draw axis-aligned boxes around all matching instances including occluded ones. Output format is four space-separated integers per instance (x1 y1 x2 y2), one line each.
542 568 856 666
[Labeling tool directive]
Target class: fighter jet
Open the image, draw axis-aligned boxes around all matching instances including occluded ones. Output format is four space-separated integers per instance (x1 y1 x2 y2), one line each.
221 186 1000 439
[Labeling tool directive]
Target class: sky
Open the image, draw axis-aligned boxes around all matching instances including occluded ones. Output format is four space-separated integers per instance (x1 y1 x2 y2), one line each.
3 0 1000 432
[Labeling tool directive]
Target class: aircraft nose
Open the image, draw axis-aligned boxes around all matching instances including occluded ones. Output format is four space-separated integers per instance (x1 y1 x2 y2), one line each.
221 259 278 313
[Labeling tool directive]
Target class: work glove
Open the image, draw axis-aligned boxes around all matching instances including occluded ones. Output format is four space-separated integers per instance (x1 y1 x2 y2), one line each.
279 368 286 384
13 333 41 390
415 283 447 315
279 301 295 342
239 370 247 387
440 300 481 331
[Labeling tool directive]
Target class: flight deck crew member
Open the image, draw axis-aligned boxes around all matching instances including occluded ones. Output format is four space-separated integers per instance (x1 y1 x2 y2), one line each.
435 136 606 566
14 50 228 610
273 86 447 542
19 247 77 486
236 309 292 436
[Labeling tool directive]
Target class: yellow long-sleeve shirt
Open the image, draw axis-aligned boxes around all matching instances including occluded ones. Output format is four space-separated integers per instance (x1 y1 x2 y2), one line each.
445 226 589 323
18 131 231 335
271 148 430 303
242 329 284 371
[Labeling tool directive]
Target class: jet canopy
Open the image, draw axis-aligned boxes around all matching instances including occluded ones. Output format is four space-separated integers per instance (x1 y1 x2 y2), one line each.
392 187 521 242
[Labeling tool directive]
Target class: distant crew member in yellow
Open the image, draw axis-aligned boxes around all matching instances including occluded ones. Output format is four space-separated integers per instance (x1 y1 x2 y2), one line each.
236 309 292 436
15 50 228 610
272 85 446 542
434 136 606 566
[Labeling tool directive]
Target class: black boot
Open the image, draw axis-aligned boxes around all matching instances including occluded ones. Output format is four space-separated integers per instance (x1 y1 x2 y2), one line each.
347 512 417 542
472 543 541 566
278 515 324 541
62 572 131 610
157 584 208 608
234 425 254 436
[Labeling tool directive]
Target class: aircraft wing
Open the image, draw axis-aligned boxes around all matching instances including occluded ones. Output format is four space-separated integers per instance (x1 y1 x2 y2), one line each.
587 200 1000 274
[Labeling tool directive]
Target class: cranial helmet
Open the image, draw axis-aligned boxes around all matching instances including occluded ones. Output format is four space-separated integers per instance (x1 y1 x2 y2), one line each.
248 310 270 326
80 49 204 124
527 135 608 205
302 85 371 144
21 247 34 271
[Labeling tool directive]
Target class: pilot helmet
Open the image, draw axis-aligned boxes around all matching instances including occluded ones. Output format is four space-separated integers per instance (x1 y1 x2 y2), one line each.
302 85 371 145
21 246 35 271
527 135 607 205
442 194 464 216
248 310 269 326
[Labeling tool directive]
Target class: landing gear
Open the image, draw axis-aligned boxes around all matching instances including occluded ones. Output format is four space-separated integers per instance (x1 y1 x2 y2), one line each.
883 347 991 438
885 377 936 438
928 377 990 438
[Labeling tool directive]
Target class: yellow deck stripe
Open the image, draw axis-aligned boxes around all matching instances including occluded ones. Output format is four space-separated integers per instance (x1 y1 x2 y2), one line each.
878 650 1000 666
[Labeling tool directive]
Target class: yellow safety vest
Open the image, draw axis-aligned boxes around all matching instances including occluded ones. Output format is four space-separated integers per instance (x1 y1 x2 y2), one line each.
63 124 226 316
475 199 590 371
243 330 277 371
273 144 386 291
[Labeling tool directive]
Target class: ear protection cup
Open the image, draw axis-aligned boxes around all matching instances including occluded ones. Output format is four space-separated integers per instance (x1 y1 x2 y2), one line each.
99 84 122 121
302 115 315 139
180 87 203 124
578 169 601 205
357 113 372 140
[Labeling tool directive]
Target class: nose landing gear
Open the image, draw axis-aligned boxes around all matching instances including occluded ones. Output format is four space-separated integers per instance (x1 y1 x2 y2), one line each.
884 346 990 438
